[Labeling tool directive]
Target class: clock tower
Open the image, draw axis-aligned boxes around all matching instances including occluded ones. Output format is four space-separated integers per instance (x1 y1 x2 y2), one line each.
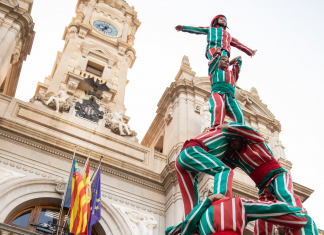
36 0 140 112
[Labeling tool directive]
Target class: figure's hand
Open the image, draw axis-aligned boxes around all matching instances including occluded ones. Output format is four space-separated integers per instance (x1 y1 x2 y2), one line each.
252 50 257 57
175 25 183 31
208 194 227 202
218 123 229 129
229 56 241 65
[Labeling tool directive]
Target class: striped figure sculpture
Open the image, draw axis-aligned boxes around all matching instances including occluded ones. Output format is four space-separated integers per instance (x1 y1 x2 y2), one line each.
219 122 319 235
165 194 308 235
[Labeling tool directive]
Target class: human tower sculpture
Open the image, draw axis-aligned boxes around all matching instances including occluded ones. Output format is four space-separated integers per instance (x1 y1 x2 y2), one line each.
166 15 319 235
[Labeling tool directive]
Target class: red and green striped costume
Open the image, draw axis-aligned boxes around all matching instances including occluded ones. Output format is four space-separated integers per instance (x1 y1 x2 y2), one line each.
176 126 233 217
182 26 253 60
221 122 319 235
208 57 244 126
165 197 308 235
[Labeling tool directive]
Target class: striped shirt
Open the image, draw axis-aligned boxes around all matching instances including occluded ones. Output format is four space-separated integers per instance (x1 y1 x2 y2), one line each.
165 197 304 235
182 26 254 58
221 123 286 189
209 57 242 95
195 126 229 159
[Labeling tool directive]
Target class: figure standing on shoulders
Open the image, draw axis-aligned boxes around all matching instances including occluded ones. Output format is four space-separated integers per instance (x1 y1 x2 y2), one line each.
175 15 257 61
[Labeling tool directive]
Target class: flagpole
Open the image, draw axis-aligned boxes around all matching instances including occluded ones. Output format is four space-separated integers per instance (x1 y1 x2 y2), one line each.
90 156 103 184
82 150 91 175
56 146 77 235
60 154 102 235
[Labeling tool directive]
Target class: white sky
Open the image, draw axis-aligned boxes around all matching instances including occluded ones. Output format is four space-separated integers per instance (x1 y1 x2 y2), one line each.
16 0 324 229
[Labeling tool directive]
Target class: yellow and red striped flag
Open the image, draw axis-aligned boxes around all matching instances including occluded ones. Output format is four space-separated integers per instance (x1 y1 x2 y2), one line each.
80 161 91 235
70 158 87 234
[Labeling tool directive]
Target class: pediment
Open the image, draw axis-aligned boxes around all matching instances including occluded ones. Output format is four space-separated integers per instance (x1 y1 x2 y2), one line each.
236 86 275 119
81 42 118 62
194 76 211 91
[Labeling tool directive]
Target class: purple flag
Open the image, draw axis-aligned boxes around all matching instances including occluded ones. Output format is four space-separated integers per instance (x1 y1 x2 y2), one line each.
88 168 101 235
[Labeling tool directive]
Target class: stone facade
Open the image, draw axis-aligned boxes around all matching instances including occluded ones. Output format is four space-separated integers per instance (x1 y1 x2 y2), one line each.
0 0 35 97
0 0 318 235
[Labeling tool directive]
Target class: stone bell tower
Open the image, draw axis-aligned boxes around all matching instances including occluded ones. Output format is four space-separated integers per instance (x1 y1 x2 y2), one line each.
35 0 140 112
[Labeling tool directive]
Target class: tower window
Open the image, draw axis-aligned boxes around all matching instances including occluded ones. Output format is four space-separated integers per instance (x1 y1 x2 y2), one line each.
86 61 104 77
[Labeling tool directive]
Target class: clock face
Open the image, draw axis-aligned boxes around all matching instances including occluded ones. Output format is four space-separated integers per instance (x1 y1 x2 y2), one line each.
93 20 118 36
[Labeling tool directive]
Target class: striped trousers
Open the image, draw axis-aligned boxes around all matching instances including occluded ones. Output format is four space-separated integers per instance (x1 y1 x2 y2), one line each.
175 146 233 217
209 92 245 126
254 173 319 235
198 198 308 235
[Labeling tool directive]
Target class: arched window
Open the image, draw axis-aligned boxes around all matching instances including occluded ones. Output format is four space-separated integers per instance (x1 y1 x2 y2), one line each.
6 204 99 235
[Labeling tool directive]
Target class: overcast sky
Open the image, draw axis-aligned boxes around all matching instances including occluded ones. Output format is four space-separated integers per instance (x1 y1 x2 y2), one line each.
16 0 324 229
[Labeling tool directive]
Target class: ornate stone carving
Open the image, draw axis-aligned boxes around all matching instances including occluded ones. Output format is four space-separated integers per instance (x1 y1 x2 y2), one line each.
125 50 135 67
67 78 80 95
0 166 24 184
182 55 191 67
112 204 157 235
164 107 173 125
200 101 211 133
118 45 126 55
200 183 213 201
250 87 261 100
10 47 21 64
45 84 73 113
269 131 286 160
55 181 67 194
105 111 137 136
78 28 88 39
235 89 252 107
74 3 85 23
127 35 135 46
66 26 78 41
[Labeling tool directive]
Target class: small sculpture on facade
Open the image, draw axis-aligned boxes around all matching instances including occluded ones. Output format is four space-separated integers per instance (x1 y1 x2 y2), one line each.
235 88 252 107
45 85 69 113
200 101 211 133
105 110 136 136
125 210 157 235
269 131 287 160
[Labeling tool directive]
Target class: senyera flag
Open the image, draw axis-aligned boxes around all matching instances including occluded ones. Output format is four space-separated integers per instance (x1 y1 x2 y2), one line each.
70 158 87 234
80 161 91 235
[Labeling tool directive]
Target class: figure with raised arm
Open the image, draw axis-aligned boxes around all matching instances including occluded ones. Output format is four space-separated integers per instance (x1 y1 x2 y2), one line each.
175 15 257 61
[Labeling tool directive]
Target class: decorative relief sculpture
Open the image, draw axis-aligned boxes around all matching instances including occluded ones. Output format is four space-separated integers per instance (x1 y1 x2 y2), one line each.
67 78 80 95
0 166 24 184
112 203 157 235
45 85 71 113
200 183 213 202
105 111 137 136
235 88 252 107
164 106 174 125
200 101 211 133
269 131 287 160
10 47 21 64
250 87 261 100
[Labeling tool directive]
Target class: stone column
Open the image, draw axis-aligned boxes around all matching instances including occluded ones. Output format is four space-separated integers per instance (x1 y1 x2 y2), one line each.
0 27 19 68
83 0 96 25
122 17 131 42
0 23 10 44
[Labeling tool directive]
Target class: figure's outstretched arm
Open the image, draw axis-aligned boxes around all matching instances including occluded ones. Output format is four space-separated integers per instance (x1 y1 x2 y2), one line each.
175 25 209 35
231 38 256 57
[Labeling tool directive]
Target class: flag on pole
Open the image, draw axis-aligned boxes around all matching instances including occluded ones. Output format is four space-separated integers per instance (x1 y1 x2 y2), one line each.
63 169 73 208
70 158 87 234
88 167 101 235
80 161 91 235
